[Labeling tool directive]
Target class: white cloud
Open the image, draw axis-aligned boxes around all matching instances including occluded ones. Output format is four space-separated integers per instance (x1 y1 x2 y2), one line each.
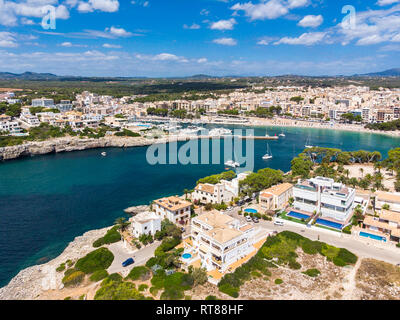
0 32 17 47
231 0 288 20
200 9 209 16
376 0 399 6
107 26 132 37
274 32 326 45
298 15 323 28
287 0 309 9
103 43 122 48
61 41 73 47
197 58 207 63
210 18 237 30
183 23 200 30
76 0 119 13
213 37 237 46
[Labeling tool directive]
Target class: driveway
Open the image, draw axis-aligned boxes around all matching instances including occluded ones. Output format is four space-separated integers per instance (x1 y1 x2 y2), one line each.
106 241 160 277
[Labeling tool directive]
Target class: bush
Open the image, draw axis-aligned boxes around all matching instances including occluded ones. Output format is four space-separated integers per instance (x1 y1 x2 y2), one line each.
218 283 239 298
95 281 145 300
275 278 283 285
302 268 321 277
150 287 159 296
332 256 347 267
337 248 357 265
93 226 121 247
396 243 400 248
90 269 109 282
205 295 219 300
75 248 114 274
126 266 151 281
138 284 148 292
62 271 85 287
56 263 66 272
160 287 184 300
288 260 301 270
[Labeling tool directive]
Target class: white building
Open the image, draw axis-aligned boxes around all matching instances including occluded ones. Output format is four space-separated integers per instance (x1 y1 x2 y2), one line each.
19 109 40 128
32 98 55 108
293 177 355 223
130 211 161 238
153 196 192 226
191 210 256 272
0 115 22 135
259 183 293 211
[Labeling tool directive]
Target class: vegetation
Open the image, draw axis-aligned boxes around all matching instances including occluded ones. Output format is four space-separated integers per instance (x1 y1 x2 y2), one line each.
197 170 236 185
217 231 357 298
93 226 121 247
274 278 283 284
114 129 141 137
366 119 400 131
62 270 85 287
126 266 151 281
240 168 284 196
95 279 146 300
302 268 321 277
75 248 114 274
90 269 109 282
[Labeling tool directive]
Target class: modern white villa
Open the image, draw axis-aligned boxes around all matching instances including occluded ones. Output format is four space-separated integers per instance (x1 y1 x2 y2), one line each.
293 176 355 223
129 211 161 238
153 196 192 226
190 210 256 273
191 172 250 205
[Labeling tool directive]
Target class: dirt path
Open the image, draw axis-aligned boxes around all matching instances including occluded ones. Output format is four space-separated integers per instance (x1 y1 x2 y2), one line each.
341 258 362 300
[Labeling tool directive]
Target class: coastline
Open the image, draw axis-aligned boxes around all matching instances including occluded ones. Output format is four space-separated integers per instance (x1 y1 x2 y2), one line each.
1 118 399 162
0 227 110 300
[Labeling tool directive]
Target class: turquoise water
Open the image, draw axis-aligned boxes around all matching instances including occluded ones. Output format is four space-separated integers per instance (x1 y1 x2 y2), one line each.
0 124 399 287
359 231 387 242
182 253 192 259
244 208 258 214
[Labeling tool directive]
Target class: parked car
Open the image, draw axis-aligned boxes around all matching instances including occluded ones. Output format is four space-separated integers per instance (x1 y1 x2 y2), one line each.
274 220 284 226
181 227 185 233
122 258 134 267
246 216 253 222
252 217 259 223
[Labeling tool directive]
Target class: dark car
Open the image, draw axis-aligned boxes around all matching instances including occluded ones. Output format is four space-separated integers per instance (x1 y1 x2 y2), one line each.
122 258 134 267
252 217 259 223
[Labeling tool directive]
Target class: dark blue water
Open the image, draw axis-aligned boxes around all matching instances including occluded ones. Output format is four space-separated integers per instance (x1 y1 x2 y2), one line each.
0 125 399 287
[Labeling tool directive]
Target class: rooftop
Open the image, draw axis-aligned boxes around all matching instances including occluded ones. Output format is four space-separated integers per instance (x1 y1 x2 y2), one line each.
154 196 191 211
260 183 293 197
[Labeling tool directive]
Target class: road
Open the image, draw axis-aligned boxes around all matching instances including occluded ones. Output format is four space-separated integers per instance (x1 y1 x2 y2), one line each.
107 241 160 276
226 207 400 266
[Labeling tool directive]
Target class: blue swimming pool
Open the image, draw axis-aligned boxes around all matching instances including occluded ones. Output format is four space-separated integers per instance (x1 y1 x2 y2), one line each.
287 211 310 220
359 231 387 242
315 219 343 230
182 253 192 259
244 208 258 214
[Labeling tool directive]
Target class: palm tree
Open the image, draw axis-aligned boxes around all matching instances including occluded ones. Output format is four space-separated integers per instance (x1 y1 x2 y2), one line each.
183 189 189 200
359 168 364 178
115 217 129 232
344 169 350 178
374 162 382 173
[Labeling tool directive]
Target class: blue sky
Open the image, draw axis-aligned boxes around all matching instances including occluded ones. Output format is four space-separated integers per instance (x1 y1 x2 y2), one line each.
0 0 399 77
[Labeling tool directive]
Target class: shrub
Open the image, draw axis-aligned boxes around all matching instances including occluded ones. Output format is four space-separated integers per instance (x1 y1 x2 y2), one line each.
275 278 283 285
90 269 109 282
185 295 192 300
342 226 352 235
332 256 347 267
126 266 151 281
150 287 159 296
75 248 114 274
56 263 66 272
205 295 218 300
95 281 145 300
160 287 184 300
218 283 239 298
138 284 148 292
396 243 400 248
302 268 321 277
251 271 262 278
288 260 301 270
93 226 121 248
337 248 357 265
62 271 85 287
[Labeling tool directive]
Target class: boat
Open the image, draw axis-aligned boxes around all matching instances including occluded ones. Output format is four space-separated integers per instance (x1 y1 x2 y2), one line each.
262 144 273 160
279 131 286 137
304 136 317 149
224 160 240 168
101 152 107 157
209 128 233 136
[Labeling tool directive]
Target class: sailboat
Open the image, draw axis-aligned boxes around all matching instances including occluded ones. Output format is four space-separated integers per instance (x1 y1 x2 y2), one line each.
304 135 316 149
262 144 273 160
225 149 240 167
279 131 286 137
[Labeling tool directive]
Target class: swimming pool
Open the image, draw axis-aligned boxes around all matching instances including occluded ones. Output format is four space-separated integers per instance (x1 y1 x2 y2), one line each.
315 218 343 230
182 253 192 259
359 231 387 242
287 211 310 220
244 208 258 214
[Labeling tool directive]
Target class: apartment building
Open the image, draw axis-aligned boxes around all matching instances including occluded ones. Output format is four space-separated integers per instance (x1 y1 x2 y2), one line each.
130 211 161 238
153 196 191 226
32 98 55 108
0 115 22 135
191 210 256 272
293 177 355 223
375 191 400 213
259 183 293 211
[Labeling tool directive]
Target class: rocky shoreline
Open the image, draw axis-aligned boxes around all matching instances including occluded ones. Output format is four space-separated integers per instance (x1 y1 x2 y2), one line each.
0 227 109 300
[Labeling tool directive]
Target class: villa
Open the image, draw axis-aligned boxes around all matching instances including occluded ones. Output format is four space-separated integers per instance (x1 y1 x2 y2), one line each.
191 172 250 205
153 196 192 226
361 209 400 243
259 183 293 211
375 191 400 213
129 211 161 238
190 210 256 273
293 176 355 224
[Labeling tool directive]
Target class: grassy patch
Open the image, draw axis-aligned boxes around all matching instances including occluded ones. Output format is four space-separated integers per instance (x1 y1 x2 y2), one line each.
275 278 283 284
75 248 114 274
302 268 321 277
126 266 151 281
89 269 109 282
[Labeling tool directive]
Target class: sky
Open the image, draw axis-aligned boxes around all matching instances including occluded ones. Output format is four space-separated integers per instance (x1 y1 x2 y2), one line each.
0 0 399 77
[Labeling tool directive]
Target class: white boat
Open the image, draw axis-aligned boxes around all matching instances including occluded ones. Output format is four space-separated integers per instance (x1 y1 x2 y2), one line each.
262 144 273 160
209 128 233 136
101 152 107 157
279 132 286 137
224 160 240 168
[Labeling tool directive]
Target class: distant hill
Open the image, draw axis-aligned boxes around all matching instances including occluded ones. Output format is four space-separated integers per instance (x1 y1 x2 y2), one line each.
356 68 400 77
0 72 59 80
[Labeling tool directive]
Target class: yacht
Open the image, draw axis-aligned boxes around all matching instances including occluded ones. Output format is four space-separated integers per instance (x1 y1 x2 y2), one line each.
262 144 273 160
279 131 286 137
209 128 233 136
101 152 107 157
224 160 240 168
